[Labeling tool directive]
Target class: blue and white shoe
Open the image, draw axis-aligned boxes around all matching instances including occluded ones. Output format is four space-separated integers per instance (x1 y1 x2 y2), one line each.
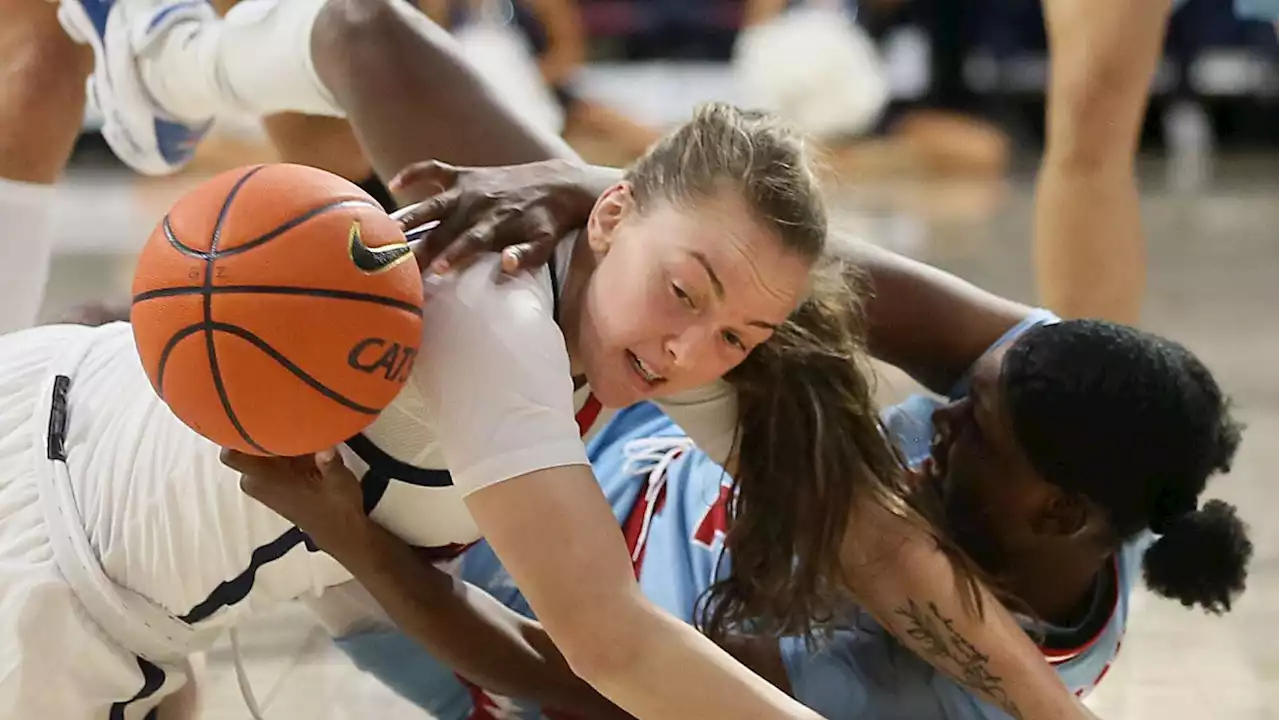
58 0 216 176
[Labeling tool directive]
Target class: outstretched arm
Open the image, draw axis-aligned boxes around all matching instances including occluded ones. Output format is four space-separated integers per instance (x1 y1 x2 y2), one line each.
839 497 1094 720
227 448 816 718
224 450 632 717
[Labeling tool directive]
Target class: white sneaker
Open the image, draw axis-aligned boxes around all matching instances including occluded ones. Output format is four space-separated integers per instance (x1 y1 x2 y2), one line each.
58 0 216 176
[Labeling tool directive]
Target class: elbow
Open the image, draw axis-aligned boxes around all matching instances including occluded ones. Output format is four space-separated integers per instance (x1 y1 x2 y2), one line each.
545 611 644 689
560 629 639 686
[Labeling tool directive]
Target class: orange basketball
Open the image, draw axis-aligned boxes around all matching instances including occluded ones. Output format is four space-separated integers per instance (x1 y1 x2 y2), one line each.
131 164 424 457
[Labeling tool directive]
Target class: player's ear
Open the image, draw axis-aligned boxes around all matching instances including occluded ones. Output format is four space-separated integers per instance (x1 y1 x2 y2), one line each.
586 182 633 254
1032 491 1090 538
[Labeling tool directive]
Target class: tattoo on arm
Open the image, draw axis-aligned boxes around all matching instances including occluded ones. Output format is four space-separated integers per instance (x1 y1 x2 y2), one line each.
893 599 1025 720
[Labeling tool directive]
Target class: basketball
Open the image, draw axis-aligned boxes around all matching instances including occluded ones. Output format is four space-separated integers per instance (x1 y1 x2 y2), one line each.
130 164 424 457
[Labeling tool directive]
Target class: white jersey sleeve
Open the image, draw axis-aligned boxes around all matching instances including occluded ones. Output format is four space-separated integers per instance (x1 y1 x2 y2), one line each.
417 256 589 496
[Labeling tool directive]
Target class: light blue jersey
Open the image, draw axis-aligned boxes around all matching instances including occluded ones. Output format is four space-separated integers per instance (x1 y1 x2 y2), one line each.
336 310 1144 719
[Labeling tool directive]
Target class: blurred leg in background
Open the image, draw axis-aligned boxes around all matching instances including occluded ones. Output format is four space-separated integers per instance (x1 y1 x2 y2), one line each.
517 0 661 162
765 0 1012 180
0 0 93 333
200 0 394 210
886 0 1011 178
1033 0 1173 324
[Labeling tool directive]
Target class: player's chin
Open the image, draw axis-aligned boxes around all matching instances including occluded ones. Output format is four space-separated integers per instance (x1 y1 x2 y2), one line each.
589 374 644 409
586 362 648 409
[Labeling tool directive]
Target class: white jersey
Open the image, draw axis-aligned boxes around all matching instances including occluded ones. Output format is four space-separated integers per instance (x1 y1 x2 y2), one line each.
45 322 345 629
40 233 738 633
356 235 739 550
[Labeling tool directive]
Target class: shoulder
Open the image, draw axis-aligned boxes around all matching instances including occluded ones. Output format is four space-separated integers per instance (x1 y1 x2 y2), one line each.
419 256 570 384
425 255 556 331
413 257 584 494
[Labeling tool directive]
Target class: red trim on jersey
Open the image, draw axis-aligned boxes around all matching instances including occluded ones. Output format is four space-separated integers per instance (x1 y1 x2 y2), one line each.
1093 661 1114 687
575 393 603 436
415 541 478 563
462 679 501 719
692 484 732 548
1040 554 1122 665
621 481 669 576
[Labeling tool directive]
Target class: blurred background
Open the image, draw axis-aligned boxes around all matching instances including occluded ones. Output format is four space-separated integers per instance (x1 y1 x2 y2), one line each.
24 0 1279 717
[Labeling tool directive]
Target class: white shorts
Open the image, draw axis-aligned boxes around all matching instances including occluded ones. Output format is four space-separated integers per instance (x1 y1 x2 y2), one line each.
0 326 190 718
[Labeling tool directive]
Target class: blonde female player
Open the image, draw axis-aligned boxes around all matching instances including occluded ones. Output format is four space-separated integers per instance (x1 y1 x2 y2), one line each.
0 102 836 719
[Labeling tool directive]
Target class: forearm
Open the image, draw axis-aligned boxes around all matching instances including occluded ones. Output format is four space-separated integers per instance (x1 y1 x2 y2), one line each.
579 601 820 719
465 467 818 720
824 234 1030 393
842 499 1091 720
329 521 628 718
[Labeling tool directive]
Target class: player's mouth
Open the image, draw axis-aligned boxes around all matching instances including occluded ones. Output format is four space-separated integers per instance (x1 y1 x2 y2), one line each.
626 350 667 390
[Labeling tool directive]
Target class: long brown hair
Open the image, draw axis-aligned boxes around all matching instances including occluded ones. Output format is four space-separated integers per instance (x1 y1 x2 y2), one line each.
699 262 988 643
696 263 883 640
627 103 989 640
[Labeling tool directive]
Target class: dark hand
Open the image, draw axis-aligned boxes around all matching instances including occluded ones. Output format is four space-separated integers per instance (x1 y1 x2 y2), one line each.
389 159 597 276
221 448 366 554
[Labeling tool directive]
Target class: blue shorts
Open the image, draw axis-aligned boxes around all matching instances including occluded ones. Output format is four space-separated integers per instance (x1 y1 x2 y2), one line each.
334 630 473 719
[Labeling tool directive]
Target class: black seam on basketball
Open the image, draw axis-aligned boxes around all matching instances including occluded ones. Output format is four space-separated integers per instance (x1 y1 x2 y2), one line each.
162 215 209 259
162 199 379 260
209 322 382 416
154 322 208 398
206 166 270 456
161 164 268 260
132 285 424 317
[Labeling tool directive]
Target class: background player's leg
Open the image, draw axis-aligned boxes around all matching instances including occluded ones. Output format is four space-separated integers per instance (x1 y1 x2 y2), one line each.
59 0 344 175
205 0 383 205
1033 0 1173 324
310 0 577 181
83 0 571 180
0 0 92 333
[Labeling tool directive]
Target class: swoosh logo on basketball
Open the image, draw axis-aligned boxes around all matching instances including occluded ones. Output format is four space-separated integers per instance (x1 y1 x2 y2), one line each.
348 221 413 274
